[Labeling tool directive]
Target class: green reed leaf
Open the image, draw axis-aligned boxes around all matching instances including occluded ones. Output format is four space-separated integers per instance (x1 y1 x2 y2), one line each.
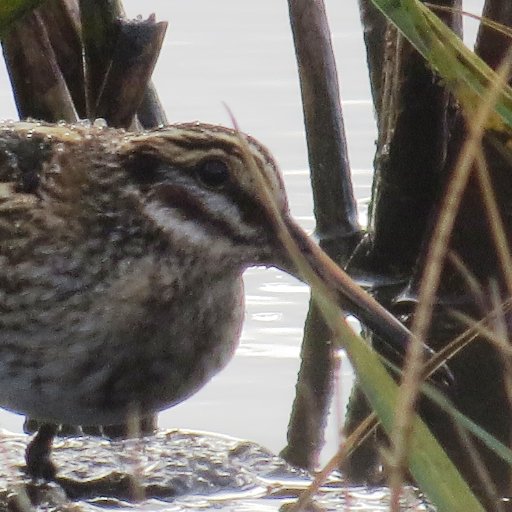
0 0 45 37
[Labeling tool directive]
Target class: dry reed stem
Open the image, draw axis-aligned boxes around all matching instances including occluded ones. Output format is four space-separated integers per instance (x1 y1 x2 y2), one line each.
124 404 145 503
389 46 512 508
450 310 512 357
488 283 512 415
425 3 512 40
474 148 512 296
448 252 488 313
453 419 504 512
287 415 376 512
420 298 512 376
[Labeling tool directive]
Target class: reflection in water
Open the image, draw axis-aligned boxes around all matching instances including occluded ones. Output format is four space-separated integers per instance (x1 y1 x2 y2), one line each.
258 282 310 294
237 343 299 359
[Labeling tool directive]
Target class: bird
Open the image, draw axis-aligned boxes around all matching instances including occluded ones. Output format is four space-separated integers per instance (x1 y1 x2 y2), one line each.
0 120 440 480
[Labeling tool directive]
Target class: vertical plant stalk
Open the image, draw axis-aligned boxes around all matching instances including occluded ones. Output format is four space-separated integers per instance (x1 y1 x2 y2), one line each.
282 0 362 469
94 16 167 129
79 0 124 117
367 0 460 276
475 0 512 73
2 8 78 122
138 83 168 129
79 0 167 128
357 0 387 122
36 0 85 116
287 0 361 248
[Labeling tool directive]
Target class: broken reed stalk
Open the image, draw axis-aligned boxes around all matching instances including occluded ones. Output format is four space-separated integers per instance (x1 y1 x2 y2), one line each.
93 16 167 129
37 0 86 116
2 9 78 122
79 0 167 128
79 0 124 117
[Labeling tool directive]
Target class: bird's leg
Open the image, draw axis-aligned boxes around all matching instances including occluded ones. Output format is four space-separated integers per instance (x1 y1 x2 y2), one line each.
25 423 58 480
102 414 158 439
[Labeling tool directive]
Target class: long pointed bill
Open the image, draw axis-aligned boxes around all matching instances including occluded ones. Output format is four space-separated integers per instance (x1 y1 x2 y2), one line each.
280 217 453 386
229 120 452 387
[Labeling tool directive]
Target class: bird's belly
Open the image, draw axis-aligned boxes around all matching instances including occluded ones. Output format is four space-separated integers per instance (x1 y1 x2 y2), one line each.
0 328 240 425
0 275 245 426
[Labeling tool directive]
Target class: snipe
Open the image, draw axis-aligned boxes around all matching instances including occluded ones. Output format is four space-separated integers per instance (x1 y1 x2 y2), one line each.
0 120 436 479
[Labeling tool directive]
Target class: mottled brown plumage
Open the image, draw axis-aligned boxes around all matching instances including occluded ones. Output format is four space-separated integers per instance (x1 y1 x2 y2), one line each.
0 121 290 432
0 120 438 480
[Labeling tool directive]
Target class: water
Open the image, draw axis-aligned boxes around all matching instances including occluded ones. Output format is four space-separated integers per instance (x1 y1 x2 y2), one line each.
0 0 486 504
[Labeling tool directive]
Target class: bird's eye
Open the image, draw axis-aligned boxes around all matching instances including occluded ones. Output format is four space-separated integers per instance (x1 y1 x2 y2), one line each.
196 159 230 189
